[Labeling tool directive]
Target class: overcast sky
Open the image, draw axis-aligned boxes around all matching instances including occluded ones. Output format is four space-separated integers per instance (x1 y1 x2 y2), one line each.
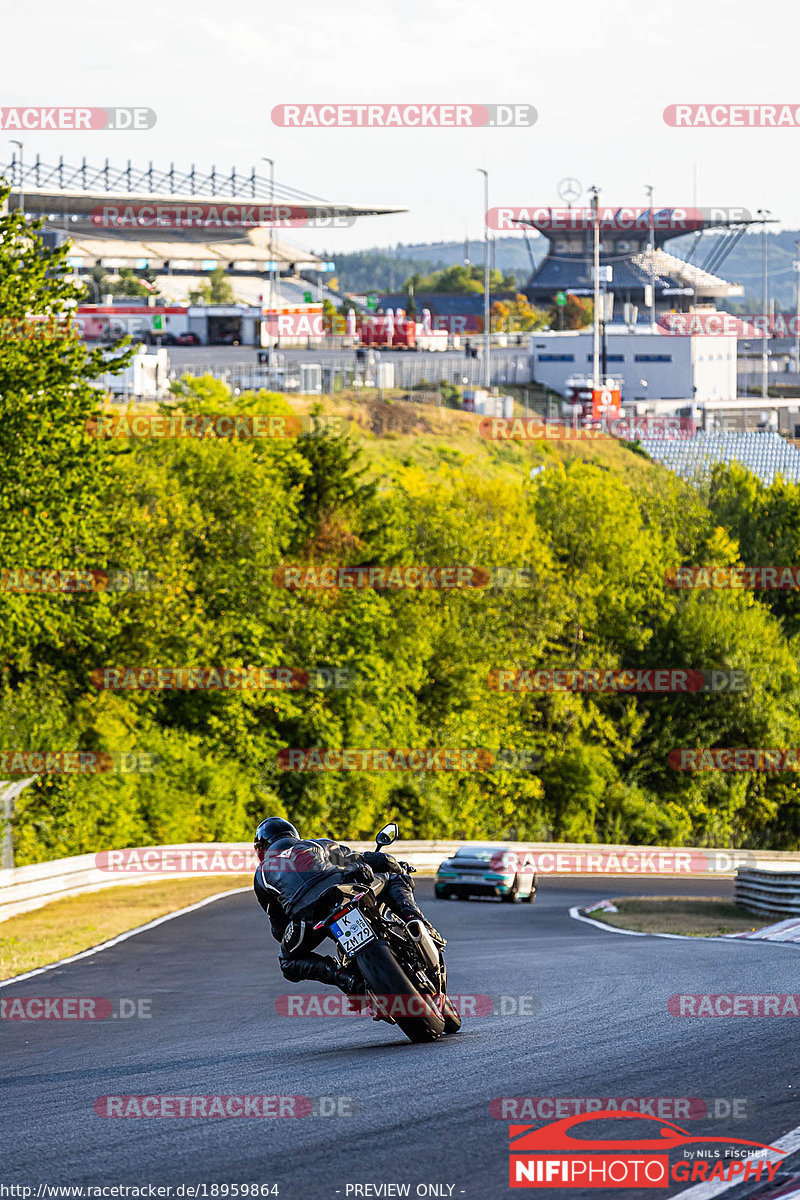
2 0 798 256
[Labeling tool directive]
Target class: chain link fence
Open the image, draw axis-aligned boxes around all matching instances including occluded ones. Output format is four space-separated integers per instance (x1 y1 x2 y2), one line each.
167 350 533 394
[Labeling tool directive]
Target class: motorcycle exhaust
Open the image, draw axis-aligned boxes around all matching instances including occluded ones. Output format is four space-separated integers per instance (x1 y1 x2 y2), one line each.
406 920 440 971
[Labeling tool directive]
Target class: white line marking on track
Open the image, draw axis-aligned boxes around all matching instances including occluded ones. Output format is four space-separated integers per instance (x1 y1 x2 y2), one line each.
568 905 800 947
0 887 250 988
569 905 701 940
567 906 800 1194
673 1123 800 1197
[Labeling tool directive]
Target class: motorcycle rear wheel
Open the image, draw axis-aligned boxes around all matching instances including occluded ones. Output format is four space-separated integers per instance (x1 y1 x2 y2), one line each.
355 940 445 1043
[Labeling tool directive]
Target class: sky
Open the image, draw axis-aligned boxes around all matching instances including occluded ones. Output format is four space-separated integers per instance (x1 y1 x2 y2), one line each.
2 0 799 257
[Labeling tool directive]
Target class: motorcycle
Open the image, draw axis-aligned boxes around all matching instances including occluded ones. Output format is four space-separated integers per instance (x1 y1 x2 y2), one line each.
312 822 462 1044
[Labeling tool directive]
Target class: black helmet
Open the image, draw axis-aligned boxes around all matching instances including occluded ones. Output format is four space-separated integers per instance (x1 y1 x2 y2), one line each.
254 816 299 862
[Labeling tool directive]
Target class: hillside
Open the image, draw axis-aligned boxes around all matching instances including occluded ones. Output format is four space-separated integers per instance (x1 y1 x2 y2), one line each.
8 371 800 864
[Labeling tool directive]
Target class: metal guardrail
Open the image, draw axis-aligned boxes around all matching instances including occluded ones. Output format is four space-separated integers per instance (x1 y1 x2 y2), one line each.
0 841 463 923
735 867 800 915
3 840 800 924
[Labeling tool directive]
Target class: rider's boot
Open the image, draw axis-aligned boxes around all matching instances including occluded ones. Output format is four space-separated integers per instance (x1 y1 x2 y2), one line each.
280 951 362 994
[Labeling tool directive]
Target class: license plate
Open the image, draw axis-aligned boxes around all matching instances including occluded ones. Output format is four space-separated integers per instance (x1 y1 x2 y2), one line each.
458 873 488 883
330 907 376 953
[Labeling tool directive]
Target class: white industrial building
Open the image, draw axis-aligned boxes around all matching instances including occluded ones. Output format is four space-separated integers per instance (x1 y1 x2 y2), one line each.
529 327 737 409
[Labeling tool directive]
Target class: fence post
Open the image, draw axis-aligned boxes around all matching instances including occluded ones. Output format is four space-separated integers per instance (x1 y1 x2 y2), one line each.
1 778 37 871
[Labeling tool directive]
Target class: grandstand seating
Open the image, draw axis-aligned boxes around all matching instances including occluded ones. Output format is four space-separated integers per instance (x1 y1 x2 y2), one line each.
638 429 800 486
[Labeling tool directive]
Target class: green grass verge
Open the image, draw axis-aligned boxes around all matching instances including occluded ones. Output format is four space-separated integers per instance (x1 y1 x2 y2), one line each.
584 896 770 937
0 877 251 980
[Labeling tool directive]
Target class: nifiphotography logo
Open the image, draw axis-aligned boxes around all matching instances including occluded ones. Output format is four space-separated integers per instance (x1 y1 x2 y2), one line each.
507 1110 783 1188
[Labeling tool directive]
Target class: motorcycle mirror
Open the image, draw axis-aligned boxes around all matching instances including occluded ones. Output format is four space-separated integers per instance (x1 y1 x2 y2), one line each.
375 822 398 847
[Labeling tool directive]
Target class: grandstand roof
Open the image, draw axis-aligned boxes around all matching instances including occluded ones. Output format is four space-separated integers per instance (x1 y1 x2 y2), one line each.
526 249 742 300
637 246 745 296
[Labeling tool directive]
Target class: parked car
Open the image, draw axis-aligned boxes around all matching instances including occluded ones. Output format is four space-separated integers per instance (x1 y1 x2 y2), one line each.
435 844 536 903
176 331 201 345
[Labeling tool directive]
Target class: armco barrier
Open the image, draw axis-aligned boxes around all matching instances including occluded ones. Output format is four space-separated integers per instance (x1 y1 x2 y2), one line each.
0 841 455 923
2 840 800 924
735 867 800 916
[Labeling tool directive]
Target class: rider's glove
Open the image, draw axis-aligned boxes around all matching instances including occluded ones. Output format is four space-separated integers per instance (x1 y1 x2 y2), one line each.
397 860 417 874
344 861 374 885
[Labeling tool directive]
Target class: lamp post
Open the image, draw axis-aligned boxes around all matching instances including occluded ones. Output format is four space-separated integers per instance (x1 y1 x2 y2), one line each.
477 168 490 389
645 183 656 330
589 185 601 388
10 139 23 217
758 209 771 402
262 157 275 368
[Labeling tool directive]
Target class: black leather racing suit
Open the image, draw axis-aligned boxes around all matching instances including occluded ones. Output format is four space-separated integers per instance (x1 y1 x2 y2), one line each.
253 836 426 987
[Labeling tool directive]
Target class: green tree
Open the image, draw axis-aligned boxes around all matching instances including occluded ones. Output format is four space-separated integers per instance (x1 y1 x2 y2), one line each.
491 295 548 332
546 293 593 330
82 265 159 301
189 268 236 305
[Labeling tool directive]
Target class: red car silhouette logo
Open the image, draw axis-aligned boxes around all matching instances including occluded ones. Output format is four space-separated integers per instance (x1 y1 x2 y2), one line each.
510 1110 783 1154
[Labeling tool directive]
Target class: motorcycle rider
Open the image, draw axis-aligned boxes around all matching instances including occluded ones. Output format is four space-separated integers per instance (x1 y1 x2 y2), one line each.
253 816 445 995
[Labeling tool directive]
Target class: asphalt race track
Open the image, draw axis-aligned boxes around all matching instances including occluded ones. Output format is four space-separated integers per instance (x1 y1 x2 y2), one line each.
2 878 800 1199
